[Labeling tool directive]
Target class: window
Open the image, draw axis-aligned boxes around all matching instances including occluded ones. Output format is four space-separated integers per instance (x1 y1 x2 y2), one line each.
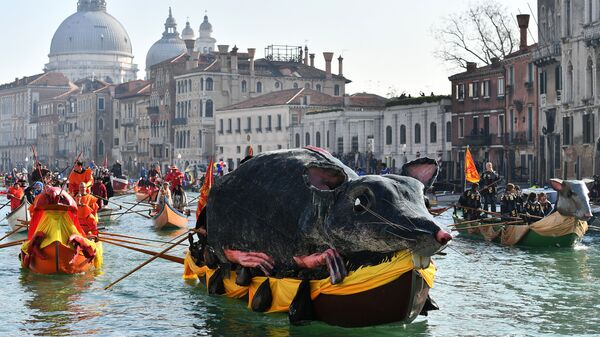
446 121 451 142
583 114 595 144
227 119 232 133
458 118 464 138
316 84 322 92
563 116 573 145
98 140 104 156
236 146 241 154
316 132 321 147
98 97 105 111
219 119 224 134
275 82 280 89
528 63 534 83
205 100 214 117
246 117 252 132
334 85 340 96
305 133 311 146
540 71 547 95
527 106 533 141
337 137 344 154
498 114 505 136
305 83 311 89
414 124 421 144
114 138 119 146
257 116 262 132
456 83 465 100
295 133 300 147
200 78 204 91
555 65 562 91
206 78 214 91
472 81 479 98
400 125 406 144
472 116 479 135
385 126 393 145
277 114 282 130
430 122 437 143
115 119 119 129
468 83 474 98
351 136 359 152
256 82 263 93
267 115 272 131
241 80 247 93
236 118 241 133
293 82 299 89
98 118 104 130
481 80 490 98
258 145 263 153
497 77 505 96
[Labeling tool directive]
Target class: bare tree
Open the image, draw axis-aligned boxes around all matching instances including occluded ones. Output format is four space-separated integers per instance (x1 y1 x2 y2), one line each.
433 1 518 69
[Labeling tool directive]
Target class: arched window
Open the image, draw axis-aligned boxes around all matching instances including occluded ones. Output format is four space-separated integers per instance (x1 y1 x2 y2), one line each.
206 78 214 91
257 82 263 93
293 82 299 89
334 84 340 96
430 122 437 143
305 132 310 146
414 124 421 144
188 79 192 92
400 125 406 144
316 84 322 92
316 132 321 147
205 100 214 117
295 133 300 148
98 140 104 156
305 83 311 89
446 121 452 142
385 126 392 145
98 118 104 130
587 57 594 98
241 80 247 93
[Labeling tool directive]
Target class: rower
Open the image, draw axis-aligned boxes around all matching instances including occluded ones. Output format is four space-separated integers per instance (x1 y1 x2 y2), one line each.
6 180 24 212
76 182 99 236
68 160 94 196
480 162 499 212
538 192 553 216
458 182 481 220
524 193 544 224
91 175 108 209
500 183 518 219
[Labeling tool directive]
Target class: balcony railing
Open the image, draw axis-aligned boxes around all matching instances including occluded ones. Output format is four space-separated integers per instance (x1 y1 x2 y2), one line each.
172 117 188 126
502 132 531 146
464 134 491 146
585 23 600 46
532 42 561 66
121 116 135 126
122 143 137 152
147 106 159 115
149 136 165 145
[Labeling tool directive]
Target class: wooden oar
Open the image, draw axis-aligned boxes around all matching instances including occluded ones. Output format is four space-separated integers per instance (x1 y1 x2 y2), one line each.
455 205 525 221
104 235 188 290
99 236 161 248
0 200 12 212
92 194 124 210
99 239 184 264
114 194 150 221
186 195 200 206
99 209 151 219
450 220 526 231
98 231 188 246
0 239 26 249
0 226 26 242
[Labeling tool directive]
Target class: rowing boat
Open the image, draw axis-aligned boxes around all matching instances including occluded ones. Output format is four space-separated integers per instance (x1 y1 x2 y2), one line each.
7 198 30 233
134 188 157 202
19 187 103 274
111 176 129 195
183 250 436 327
453 211 587 247
152 200 188 230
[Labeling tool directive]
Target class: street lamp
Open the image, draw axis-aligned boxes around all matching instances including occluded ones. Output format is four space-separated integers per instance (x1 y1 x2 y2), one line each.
177 153 182 167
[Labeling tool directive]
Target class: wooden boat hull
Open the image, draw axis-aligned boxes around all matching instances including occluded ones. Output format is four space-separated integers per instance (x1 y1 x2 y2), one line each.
7 199 30 233
111 177 129 194
453 214 585 248
135 190 157 202
152 202 188 230
26 241 94 275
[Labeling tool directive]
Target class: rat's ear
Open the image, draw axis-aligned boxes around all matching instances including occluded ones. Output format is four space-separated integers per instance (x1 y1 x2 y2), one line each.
400 157 439 190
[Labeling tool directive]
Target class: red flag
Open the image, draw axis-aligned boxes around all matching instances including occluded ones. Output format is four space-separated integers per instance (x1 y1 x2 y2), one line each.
196 159 214 218
464 147 480 183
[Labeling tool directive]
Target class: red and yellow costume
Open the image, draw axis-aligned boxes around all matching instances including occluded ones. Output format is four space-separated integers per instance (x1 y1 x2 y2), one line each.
76 194 99 235
165 169 184 191
7 185 24 211
68 168 94 196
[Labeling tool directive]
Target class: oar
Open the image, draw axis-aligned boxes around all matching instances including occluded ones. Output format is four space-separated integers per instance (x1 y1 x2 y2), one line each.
186 195 200 206
99 209 151 219
121 201 153 207
0 200 12 212
114 194 150 221
0 239 26 249
98 231 188 246
455 205 525 221
450 220 526 231
92 194 124 210
99 238 184 264
99 236 161 248
449 217 502 226
104 235 188 290
0 226 26 242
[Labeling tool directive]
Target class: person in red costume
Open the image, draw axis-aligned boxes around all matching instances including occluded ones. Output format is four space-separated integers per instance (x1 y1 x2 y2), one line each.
7 181 24 211
164 165 184 192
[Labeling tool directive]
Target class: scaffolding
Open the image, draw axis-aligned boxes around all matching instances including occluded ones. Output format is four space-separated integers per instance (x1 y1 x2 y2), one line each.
264 45 303 63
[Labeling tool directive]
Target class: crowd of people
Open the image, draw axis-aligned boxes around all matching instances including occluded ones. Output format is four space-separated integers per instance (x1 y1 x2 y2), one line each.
137 164 188 212
458 162 554 223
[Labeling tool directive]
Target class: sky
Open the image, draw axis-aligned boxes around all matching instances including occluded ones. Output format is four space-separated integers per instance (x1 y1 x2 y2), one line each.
0 0 537 97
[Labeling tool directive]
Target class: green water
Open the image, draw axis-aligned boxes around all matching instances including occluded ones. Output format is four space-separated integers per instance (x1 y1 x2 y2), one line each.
1 194 599 336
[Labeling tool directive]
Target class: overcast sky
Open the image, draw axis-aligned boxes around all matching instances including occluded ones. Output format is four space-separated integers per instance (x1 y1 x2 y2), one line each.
0 0 537 97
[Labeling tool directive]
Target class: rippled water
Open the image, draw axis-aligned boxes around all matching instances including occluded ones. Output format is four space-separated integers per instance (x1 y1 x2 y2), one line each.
0 194 599 336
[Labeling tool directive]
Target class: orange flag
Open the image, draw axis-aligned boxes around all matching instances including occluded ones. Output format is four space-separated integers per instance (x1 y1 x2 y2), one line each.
464 147 480 183
196 159 214 218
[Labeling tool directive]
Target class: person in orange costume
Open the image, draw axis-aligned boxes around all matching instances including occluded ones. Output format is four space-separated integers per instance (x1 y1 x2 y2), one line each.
68 161 94 197
164 165 184 191
75 182 99 236
7 181 24 211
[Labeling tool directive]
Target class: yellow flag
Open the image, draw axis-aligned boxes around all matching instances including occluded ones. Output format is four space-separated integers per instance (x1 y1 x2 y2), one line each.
465 147 480 183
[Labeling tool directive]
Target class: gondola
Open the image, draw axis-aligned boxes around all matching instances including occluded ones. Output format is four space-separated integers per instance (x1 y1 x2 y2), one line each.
7 198 30 233
111 176 129 195
151 199 188 230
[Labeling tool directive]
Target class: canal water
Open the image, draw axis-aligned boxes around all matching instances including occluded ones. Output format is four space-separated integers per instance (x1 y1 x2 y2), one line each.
1 194 599 336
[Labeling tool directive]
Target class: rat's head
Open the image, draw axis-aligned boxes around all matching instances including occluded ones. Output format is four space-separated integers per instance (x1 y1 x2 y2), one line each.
308 158 451 258
550 178 593 220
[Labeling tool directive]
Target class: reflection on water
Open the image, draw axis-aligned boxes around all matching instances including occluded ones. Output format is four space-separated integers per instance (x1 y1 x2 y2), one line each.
19 271 101 336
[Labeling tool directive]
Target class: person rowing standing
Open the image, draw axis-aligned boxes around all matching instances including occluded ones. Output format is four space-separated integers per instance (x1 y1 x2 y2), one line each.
480 162 499 212
68 160 94 197
76 182 99 236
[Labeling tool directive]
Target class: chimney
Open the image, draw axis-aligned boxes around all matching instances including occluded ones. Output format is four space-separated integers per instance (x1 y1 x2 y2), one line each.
309 53 315 67
517 14 530 50
231 45 239 73
466 62 477 72
247 48 256 76
304 46 309 65
323 52 334 79
338 56 344 76
218 45 229 72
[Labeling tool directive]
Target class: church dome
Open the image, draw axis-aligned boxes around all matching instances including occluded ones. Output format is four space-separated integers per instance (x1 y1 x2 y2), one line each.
50 0 133 57
146 7 187 69
181 20 195 41
199 15 213 33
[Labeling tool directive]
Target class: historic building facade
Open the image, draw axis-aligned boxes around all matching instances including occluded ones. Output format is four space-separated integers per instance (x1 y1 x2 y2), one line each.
45 0 138 83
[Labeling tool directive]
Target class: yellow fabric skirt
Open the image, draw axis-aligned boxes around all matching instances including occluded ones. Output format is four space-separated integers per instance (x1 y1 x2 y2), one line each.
183 250 436 313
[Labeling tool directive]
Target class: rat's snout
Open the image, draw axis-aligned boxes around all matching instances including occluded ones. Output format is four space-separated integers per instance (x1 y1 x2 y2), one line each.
435 229 452 245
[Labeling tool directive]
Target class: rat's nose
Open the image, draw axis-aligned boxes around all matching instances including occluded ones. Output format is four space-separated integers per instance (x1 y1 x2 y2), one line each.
436 229 452 245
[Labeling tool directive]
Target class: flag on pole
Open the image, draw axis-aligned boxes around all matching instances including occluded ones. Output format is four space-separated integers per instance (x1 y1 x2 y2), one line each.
196 159 214 218
464 147 480 183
